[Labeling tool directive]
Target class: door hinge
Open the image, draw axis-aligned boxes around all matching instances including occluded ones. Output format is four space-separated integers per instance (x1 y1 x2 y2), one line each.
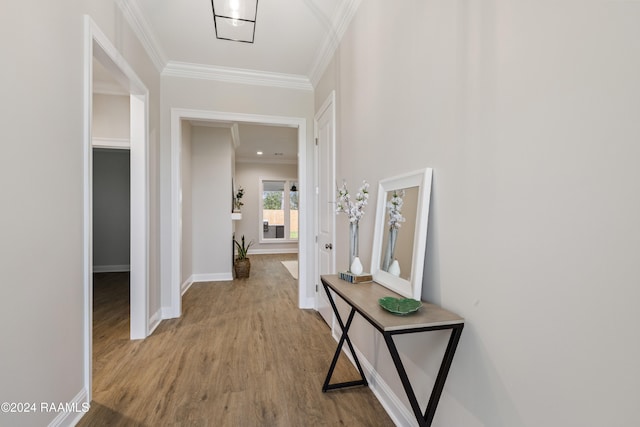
316 284 318 292
315 137 318 145
315 235 318 243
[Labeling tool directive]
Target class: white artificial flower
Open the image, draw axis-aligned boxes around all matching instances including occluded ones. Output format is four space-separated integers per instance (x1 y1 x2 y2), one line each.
387 189 405 229
336 180 369 224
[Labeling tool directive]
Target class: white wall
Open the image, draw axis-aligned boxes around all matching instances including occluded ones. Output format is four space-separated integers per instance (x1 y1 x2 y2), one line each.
92 93 130 139
316 1 640 426
191 126 234 279
0 2 161 425
235 162 299 254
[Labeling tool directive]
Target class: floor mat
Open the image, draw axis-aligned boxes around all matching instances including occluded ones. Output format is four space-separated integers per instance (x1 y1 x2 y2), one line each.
281 260 298 279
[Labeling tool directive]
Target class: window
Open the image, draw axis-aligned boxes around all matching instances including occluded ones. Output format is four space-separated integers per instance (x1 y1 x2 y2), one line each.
260 179 298 242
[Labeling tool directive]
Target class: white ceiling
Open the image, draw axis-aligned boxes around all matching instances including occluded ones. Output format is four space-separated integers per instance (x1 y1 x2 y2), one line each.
234 123 298 164
95 0 361 162
126 0 360 84
188 121 298 164
134 0 337 75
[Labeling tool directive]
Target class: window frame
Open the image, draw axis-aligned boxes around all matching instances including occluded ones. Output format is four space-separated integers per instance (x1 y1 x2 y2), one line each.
258 177 298 244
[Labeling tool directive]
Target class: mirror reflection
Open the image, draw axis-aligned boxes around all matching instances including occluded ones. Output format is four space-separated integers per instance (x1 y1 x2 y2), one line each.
379 186 419 280
371 168 432 300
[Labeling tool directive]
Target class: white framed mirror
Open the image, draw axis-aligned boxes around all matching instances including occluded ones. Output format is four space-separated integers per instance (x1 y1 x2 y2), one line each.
371 168 433 299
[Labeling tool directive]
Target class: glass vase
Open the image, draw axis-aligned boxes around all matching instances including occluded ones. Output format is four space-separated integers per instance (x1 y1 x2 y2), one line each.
349 222 359 272
382 227 398 272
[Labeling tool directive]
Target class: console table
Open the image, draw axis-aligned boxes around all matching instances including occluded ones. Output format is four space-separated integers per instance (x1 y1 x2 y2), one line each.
320 274 464 427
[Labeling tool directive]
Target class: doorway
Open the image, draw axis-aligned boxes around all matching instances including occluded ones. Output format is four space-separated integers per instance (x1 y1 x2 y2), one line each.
170 109 311 319
83 16 149 400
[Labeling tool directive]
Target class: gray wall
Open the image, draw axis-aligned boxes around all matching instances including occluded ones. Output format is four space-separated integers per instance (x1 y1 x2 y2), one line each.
93 149 130 271
315 1 640 426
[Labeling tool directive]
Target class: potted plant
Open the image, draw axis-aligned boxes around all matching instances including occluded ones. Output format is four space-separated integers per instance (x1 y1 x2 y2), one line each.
233 235 253 278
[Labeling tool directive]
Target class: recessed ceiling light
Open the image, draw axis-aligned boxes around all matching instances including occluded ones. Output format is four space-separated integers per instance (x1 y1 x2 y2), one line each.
274 152 284 156
257 151 263 155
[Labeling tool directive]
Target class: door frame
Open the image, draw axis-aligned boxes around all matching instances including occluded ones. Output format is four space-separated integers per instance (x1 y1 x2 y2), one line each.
169 108 310 318
314 91 337 314
83 16 150 399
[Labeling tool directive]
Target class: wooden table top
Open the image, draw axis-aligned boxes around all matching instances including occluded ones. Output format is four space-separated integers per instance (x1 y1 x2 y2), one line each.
321 274 464 332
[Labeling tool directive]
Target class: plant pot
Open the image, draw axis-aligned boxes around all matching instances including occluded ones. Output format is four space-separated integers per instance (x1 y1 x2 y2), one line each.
234 258 251 279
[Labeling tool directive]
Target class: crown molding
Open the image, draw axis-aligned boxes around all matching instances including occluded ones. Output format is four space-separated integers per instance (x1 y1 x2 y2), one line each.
117 0 167 73
308 0 363 87
117 0 360 90
163 61 313 91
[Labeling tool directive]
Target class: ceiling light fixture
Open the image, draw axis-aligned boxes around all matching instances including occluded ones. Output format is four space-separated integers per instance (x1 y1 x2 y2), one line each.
256 151 263 155
211 0 258 43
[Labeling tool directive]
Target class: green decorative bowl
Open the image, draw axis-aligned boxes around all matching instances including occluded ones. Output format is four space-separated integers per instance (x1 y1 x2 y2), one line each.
378 297 422 315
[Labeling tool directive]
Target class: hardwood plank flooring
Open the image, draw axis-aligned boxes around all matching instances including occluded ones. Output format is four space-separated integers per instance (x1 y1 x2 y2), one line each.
79 254 395 427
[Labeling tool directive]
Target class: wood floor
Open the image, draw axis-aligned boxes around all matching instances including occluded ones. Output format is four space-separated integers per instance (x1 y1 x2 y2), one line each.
79 254 395 427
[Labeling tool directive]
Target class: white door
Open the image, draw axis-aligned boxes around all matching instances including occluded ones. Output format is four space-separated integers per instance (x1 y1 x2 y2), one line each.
315 92 336 326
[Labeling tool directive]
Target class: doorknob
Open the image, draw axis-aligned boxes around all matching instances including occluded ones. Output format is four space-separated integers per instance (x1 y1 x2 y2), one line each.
325 243 333 250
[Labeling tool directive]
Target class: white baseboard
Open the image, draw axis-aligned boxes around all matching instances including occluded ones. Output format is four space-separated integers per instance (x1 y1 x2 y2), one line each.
330 328 414 427
181 276 194 296
47 387 90 427
161 306 180 320
148 309 162 335
191 273 234 282
93 264 130 273
180 272 234 296
300 296 315 309
249 248 299 255
356 348 415 427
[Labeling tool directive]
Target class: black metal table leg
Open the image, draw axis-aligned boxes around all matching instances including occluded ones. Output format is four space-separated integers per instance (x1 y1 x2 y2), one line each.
423 324 464 425
322 281 368 392
384 324 464 427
